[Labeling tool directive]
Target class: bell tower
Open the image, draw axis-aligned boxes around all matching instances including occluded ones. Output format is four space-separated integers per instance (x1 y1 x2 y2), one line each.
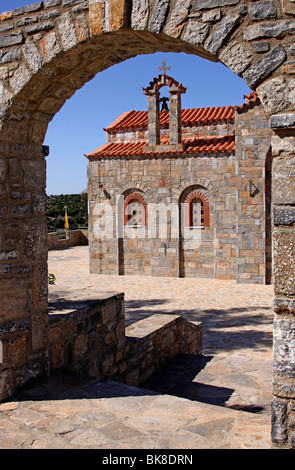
142 66 186 152
169 82 183 145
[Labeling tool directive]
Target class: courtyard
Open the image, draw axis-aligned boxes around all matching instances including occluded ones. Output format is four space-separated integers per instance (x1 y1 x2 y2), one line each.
0 245 274 449
48 245 274 408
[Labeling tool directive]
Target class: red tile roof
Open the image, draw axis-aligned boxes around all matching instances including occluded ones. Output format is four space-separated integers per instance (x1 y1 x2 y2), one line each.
243 91 260 107
184 134 235 154
104 107 235 132
86 93 259 158
86 134 235 158
104 92 259 132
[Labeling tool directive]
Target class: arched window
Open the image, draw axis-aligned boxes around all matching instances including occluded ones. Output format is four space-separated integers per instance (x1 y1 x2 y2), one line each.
183 191 209 228
123 192 147 227
190 198 204 227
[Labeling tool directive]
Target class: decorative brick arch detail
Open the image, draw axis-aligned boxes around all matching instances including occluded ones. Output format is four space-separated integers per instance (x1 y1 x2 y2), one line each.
183 191 210 228
123 192 147 226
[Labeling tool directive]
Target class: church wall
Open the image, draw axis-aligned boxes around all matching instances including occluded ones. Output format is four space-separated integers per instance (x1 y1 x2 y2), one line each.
181 122 234 138
107 129 148 143
107 120 235 143
88 102 271 283
88 152 239 279
234 102 273 284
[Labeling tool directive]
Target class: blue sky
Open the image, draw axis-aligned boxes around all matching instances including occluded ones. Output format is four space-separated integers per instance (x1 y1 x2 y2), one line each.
2 0 251 195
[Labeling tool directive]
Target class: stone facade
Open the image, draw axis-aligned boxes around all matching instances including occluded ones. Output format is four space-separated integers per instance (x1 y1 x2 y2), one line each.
87 78 272 284
0 0 294 448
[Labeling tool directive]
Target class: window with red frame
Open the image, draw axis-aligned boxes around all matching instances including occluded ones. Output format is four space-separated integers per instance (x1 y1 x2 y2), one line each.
123 192 147 227
190 198 204 227
183 191 210 228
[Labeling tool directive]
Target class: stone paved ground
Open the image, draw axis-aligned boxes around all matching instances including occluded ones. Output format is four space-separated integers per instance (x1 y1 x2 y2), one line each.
0 246 274 449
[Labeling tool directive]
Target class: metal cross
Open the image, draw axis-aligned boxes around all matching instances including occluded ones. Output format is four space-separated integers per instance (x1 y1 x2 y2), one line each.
158 60 170 75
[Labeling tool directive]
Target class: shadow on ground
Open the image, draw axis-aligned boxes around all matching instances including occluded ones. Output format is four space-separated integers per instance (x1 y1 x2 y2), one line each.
125 298 273 326
125 299 273 353
9 370 157 403
9 355 264 415
9 355 232 408
142 354 267 414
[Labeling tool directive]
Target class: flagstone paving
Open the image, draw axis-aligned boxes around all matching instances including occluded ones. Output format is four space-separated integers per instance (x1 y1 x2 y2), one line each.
0 246 274 449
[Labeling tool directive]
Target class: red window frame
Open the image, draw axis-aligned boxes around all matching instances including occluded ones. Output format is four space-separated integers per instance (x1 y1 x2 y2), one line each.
123 192 147 226
183 191 209 227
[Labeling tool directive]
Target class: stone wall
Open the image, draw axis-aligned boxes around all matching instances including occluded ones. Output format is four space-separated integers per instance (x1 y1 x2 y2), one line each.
124 314 202 387
48 293 126 379
234 101 273 283
48 293 202 387
47 229 88 250
1 290 202 397
270 114 295 449
107 121 234 143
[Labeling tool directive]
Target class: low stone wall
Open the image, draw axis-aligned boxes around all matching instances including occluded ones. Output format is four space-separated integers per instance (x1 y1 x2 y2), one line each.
48 293 125 379
48 294 202 386
1 292 201 400
48 229 88 251
123 314 202 387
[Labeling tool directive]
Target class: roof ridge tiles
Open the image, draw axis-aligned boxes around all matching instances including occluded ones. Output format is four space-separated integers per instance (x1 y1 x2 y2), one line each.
106 105 237 131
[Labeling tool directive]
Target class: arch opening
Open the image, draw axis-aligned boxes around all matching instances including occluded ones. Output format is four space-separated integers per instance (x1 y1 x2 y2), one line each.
1 0 294 448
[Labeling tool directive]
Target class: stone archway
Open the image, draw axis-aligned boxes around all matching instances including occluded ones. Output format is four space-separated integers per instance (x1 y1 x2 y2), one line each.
0 0 295 448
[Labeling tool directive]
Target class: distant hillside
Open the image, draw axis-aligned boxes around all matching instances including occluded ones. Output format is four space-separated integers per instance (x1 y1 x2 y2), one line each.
47 193 88 231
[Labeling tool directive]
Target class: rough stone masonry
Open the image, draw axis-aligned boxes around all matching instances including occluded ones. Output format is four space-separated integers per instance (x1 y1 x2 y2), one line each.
0 0 294 448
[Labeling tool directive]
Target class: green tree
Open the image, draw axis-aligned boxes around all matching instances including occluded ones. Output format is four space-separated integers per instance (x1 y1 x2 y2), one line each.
46 193 88 231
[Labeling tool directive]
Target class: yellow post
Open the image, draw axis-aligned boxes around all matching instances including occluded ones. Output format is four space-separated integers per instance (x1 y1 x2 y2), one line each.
64 205 69 239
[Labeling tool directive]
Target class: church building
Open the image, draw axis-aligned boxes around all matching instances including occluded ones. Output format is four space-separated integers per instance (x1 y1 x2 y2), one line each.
86 68 272 284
